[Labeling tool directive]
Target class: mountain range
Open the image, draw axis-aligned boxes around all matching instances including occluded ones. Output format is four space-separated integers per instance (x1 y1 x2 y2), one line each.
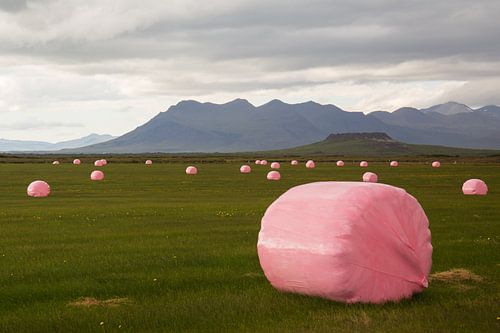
63 100 500 153
0 134 116 152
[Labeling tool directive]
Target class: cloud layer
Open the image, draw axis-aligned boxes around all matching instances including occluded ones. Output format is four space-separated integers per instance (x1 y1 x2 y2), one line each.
0 0 499 141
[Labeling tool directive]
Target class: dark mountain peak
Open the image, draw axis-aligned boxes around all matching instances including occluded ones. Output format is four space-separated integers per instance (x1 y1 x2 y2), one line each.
224 98 254 107
324 132 394 142
476 105 500 113
262 99 288 107
393 107 423 116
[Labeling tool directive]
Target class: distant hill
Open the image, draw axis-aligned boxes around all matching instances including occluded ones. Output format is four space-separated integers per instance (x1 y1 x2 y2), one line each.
267 133 499 156
0 134 116 152
55 99 500 153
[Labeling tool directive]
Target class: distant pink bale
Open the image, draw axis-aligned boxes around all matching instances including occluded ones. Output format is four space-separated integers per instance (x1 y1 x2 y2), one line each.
73 159 81 165
261 160 268 165
255 160 261 165
390 161 399 167
462 179 488 195
101 159 108 165
306 160 315 168
432 161 440 168
257 181 432 304
52 161 60 165
336 160 345 167
267 171 281 181
27 180 51 197
94 160 104 167
271 162 281 169
145 160 153 165
363 172 378 183
360 161 368 167
90 170 104 181
240 165 252 173
291 160 299 166
186 166 198 175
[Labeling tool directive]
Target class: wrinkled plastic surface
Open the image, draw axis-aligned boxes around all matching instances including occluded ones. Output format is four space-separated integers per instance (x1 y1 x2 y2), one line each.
240 165 252 173
432 161 440 168
362 172 378 183
186 166 198 175
267 171 281 181
390 161 398 167
462 179 488 195
271 162 281 169
336 160 344 167
360 161 368 167
145 160 153 165
291 160 298 165
257 181 432 304
90 170 104 181
73 159 81 165
306 160 315 168
27 180 51 197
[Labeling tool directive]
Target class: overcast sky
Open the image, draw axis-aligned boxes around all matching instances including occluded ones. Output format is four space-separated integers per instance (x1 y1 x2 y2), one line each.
1 0 499 142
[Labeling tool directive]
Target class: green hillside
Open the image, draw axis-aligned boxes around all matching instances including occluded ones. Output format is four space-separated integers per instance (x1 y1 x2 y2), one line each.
268 133 499 156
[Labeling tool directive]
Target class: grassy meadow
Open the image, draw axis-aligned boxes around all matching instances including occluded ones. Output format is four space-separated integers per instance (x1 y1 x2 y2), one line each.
0 159 498 332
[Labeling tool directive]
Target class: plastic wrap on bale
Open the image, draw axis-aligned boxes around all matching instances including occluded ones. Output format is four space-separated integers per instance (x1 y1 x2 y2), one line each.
257 181 432 304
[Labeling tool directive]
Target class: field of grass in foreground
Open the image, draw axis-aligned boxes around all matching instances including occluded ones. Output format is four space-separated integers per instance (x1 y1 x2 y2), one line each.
0 160 498 332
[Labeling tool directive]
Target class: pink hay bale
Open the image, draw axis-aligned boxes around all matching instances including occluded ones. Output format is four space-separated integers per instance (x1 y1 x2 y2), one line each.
73 159 81 165
291 160 299 166
462 179 488 195
27 180 51 197
240 165 252 173
186 166 198 175
257 181 432 304
94 160 104 167
336 160 345 167
271 162 281 169
261 160 268 166
52 161 60 165
145 160 153 165
267 171 281 181
90 170 104 181
362 172 378 183
101 159 108 165
390 161 398 167
432 161 440 168
360 161 368 167
306 160 315 168
255 160 261 165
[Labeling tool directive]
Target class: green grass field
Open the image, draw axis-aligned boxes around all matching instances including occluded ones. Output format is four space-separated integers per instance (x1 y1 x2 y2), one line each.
0 160 498 332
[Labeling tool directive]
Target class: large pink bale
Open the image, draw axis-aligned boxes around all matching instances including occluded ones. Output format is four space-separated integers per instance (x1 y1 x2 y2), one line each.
360 161 368 167
271 162 281 169
462 179 488 195
101 159 108 165
52 161 60 165
240 165 252 173
27 180 51 197
291 160 299 166
390 161 399 167
306 160 315 168
261 160 268 166
432 161 440 168
267 171 281 181
94 160 104 167
362 172 378 183
186 166 198 175
257 182 432 304
90 170 104 181
73 159 81 165
145 160 153 165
